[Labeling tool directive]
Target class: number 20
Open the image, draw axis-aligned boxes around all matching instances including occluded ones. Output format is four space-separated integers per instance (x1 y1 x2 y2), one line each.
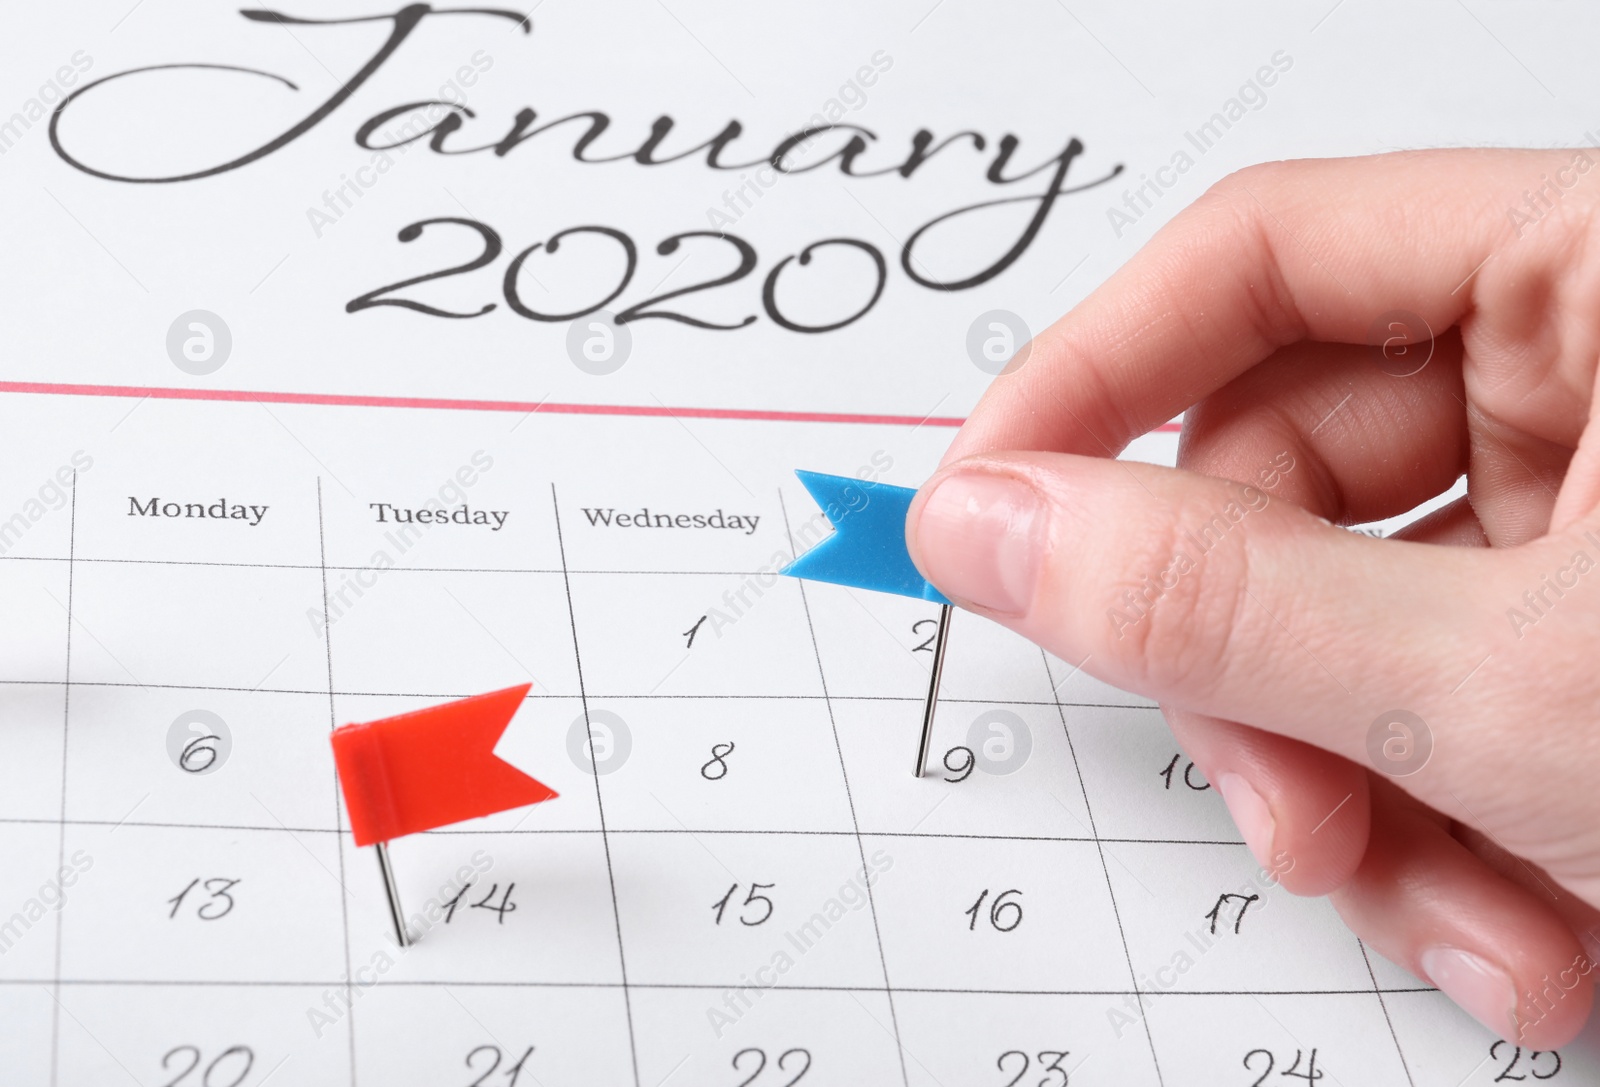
160 1045 253 1087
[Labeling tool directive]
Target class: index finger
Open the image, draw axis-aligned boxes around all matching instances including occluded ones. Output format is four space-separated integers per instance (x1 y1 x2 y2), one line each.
945 149 1562 464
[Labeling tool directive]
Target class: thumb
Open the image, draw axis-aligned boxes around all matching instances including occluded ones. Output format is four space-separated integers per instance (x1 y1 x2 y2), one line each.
905 451 1496 767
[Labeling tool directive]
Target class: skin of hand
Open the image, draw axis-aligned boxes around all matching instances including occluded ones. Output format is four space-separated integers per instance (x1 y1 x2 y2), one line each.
905 149 1600 1047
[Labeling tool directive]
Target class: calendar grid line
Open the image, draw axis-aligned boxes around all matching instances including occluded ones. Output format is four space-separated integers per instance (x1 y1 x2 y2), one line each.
550 483 641 1087
0 554 840 577
316 478 361 1087
0 816 1248 847
0 978 1443 997
46 468 77 1087
0 676 1157 712
1359 937 1416 1085
780 488 911 1087
1042 647 1167 1087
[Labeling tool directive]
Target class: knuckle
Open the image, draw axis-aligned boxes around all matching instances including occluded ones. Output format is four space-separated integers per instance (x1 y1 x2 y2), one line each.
1172 167 1309 351
1102 487 1259 700
1191 161 1290 226
1145 555 1252 698
1208 158 1297 201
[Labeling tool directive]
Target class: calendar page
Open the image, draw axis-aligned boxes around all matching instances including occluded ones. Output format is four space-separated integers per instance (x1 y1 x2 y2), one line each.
3 2 1600 1086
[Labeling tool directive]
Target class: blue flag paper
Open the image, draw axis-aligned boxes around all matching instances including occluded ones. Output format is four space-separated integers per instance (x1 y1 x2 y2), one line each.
781 470 951 604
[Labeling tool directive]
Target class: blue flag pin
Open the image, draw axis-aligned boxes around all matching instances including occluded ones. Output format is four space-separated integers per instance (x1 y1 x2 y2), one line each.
781 470 954 777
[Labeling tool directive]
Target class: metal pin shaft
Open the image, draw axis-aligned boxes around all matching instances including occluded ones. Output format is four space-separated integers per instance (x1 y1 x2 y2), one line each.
375 840 410 948
914 603 953 777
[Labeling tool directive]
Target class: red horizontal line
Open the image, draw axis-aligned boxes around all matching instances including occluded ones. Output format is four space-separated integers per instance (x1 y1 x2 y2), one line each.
0 380 1182 432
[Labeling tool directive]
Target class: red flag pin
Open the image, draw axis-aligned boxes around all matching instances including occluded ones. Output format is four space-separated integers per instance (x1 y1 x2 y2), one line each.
330 683 557 946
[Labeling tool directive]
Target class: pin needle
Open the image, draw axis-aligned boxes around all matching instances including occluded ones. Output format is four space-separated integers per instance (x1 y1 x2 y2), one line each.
375 841 411 947
915 603 953 777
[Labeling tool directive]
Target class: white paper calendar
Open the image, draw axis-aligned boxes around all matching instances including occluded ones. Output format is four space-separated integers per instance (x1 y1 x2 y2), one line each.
5 2 1600 1084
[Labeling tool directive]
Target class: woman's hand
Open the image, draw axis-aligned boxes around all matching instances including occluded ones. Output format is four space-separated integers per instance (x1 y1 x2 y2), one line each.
907 149 1600 1046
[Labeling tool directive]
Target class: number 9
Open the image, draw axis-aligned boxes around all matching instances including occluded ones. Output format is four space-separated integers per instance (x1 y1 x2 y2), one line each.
943 746 975 783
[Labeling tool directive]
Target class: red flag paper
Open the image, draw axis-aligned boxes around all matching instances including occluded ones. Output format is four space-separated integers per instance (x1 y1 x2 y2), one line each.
331 683 557 846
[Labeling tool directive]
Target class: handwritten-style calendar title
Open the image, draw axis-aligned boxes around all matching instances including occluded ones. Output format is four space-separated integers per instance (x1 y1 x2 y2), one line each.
45 4 1122 336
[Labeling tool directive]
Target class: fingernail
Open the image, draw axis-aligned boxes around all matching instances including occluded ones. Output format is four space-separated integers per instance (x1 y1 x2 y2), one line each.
1217 773 1276 867
1422 946 1518 1038
913 470 1045 615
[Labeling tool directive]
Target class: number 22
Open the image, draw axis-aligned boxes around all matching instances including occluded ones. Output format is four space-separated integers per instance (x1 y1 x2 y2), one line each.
733 1047 810 1087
